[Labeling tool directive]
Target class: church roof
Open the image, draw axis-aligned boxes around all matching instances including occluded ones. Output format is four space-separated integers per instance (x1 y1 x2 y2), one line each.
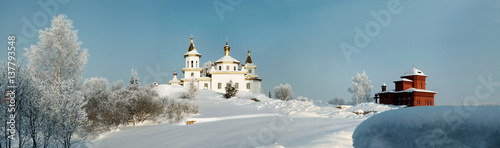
377 88 437 94
402 65 426 76
215 55 240 63
187 37 196 52
184 37 201 57
245 50 253 64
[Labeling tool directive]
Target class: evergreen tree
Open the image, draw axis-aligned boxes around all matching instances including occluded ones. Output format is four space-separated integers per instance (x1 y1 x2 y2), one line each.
224 80 237 99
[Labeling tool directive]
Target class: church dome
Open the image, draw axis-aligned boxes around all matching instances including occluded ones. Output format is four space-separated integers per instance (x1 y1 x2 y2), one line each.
403 65 426 76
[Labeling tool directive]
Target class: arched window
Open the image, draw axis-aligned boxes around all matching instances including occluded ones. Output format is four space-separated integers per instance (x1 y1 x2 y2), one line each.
187 61 189 67
219 66 221 70
191 73 194 77
234 66 236 71
196 61 198 68
226 66 229 70
191 61 193 68
249 69 252 73
420 83 423 89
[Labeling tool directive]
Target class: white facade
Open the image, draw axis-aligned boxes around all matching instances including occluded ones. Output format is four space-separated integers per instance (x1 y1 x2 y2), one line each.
170 37 262 94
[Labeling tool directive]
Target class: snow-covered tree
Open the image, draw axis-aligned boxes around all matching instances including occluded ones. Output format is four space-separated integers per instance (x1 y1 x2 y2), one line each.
111 80 123 91
328 97 346 105
81 77 111 132
162 97 199 123
274 84 293 101
348 71 373 104
23 14 89 148
188 79 198 99
224 80 237 99
24 14 88 87
130 68 140 85
42 80 87 148
296 96 309 102
202 61 212 77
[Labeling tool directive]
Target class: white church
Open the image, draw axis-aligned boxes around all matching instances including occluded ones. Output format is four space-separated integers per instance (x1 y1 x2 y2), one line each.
169 36 262 94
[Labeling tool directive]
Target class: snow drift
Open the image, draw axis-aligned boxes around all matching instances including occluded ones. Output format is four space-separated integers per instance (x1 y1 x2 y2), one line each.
352 106 500 148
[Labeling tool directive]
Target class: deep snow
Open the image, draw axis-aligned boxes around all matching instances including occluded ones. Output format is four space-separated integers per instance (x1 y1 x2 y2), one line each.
353 106 500 148
87 85 401 148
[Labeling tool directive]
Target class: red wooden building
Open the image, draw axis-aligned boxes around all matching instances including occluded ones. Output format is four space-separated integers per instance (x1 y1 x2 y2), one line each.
375 66 437 106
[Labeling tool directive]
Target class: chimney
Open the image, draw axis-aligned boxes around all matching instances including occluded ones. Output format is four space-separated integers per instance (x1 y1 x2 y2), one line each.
382 83 387 92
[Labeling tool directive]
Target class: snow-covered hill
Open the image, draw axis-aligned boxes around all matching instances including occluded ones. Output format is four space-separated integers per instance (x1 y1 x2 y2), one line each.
87 85 401 148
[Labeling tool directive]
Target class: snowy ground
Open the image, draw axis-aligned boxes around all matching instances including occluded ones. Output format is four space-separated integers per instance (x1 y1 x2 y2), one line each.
353 105 500 148
87 85 401 148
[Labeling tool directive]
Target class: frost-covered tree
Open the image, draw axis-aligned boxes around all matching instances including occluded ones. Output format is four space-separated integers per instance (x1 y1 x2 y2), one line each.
111 79 123 91
6 61 44 148
23 14 89 148
202 61 212 77
296 96 309 102
224 80 237 99
188 79 198 99
274 84 293 101
328 97 346 105
81 77 111 132
162 97 199 123
42 80 87 148
24 14 88 87
348 71 373 104
130 68 140 85
117 70 162 126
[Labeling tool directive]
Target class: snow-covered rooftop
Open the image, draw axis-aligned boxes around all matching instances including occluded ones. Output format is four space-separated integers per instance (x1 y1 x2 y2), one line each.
402 66 426 76
215 55 240 63
244 63 256 67
378 88 437 94
393 78 413 82
185 49 200 55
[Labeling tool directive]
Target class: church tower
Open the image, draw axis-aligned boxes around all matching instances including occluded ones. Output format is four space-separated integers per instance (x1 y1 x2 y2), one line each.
182 36 203 86
244 49 257 76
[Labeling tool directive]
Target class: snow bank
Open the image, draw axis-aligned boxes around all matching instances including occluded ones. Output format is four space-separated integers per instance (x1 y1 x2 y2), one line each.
353 106 500 148
154 84 186 98
344 102 401 113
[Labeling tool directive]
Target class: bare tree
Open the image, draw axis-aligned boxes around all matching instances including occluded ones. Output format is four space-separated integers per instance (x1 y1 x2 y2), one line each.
274 84 293 101
328 97 346 105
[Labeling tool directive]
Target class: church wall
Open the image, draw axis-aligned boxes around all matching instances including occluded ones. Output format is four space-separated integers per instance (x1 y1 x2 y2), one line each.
210 73 247 93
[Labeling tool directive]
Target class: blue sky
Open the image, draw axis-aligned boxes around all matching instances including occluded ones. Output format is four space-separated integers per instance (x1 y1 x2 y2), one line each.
1 0 500 104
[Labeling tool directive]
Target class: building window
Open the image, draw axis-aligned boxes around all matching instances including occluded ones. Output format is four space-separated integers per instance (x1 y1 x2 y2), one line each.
218 83 222 89
226 66 229 70
219 66 221 70
204 83 208 89
234 66 236 71
187 61 189 67
191 61 193 68
235 83 239 89
249 69 252 73
420 83 423 89
246 83 250 89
